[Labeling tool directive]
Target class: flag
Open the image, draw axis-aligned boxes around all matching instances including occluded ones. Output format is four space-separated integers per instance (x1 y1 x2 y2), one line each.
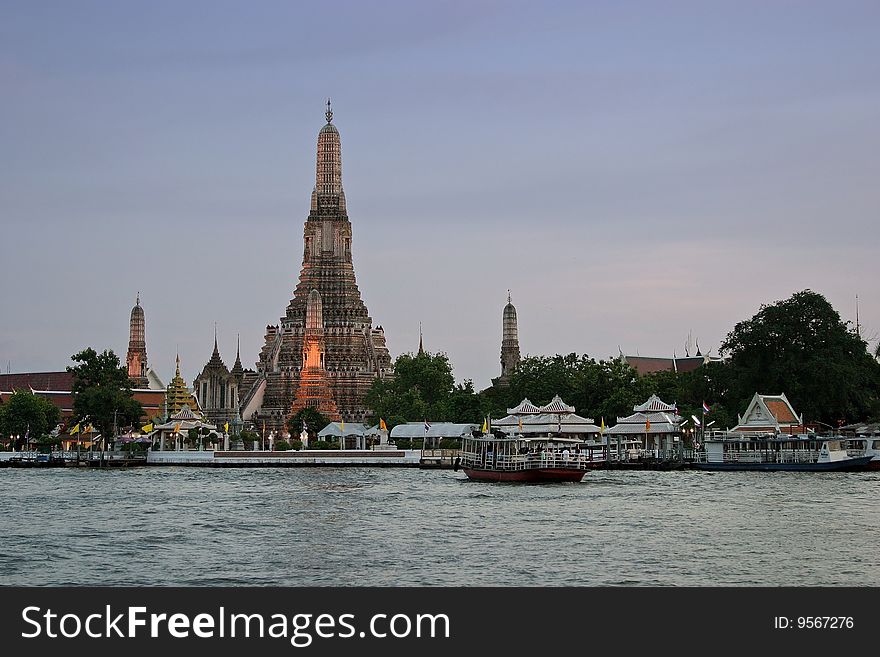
702 401 711 414
600 417 606 434
70 423 80 435
379 418 387 431
224 421 229 433
481 417 488 433
340 419 345 432
645 419 651 433
141 423 153 433
84 424 94 434
173 422 181 433
518 417 523 432
424 419 431 433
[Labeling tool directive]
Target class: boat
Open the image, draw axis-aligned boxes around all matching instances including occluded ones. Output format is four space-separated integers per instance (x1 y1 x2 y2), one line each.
693 432 874 471
839 432 880 470
457 433 606 482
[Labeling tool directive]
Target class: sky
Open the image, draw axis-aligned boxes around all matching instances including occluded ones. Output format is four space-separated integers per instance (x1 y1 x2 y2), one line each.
1 0 879 391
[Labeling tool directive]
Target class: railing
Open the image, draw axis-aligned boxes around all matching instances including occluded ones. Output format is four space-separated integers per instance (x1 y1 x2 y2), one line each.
460 451 606 471
694 449 820 464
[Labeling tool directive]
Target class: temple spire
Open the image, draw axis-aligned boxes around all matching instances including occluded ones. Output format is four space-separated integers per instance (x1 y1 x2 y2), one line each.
418 322 425 356
325 97 333 123
126 293 148 386
499 292 521 383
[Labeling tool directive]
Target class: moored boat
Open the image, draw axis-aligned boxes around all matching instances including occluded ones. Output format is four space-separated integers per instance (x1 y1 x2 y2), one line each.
693 432 873 472
458 433 607 482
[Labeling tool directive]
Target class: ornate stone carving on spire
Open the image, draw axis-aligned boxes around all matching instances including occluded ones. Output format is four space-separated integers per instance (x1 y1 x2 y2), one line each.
126 293 148 388
246 102 392 431
290 290 341 421
166 354 198 416
495 291 521 386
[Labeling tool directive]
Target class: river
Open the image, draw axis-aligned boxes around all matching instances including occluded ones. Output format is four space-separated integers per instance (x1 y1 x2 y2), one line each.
1 467 877 586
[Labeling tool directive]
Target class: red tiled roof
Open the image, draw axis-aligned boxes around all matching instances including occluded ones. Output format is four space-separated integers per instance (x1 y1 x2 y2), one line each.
764 399 798 424
0 371 75 392
624 357 676 376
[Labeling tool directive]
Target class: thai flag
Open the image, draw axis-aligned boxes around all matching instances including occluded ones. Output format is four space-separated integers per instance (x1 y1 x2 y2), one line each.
424 420 431 433
702 401 711 414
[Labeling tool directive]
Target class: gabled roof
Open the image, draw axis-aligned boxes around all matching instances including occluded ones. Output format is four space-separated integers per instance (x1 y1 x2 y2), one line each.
733 393 802 432
170 404 201 421
507 398 542 415
633 394 676 413
540 395 575 414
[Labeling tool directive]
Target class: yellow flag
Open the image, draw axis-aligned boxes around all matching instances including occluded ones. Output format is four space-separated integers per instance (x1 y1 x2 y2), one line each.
645 419 651 433
70 423 80 435
600 417 606 434
85 424 94 433
173 423 181 433
141 423 153 433
340 419 345 431
379 418 387 431
224 422 229 433
481 417 488 433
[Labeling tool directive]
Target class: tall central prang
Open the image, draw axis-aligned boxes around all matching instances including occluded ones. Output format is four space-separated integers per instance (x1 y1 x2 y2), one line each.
242 101 393 431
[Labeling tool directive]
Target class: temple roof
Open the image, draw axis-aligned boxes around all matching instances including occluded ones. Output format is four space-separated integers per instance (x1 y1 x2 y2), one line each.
633 394 676 413
507 398 542 415
540 395 575 414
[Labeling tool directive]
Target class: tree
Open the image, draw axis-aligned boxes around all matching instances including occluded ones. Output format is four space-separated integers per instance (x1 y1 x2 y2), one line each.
365 351 485 426
0 390 61 443
287 408 330 439
720 290 880 424
68 348 144 444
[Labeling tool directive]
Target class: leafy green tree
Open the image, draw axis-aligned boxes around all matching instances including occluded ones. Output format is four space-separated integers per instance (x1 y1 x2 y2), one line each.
366 351 486 426
720 290 880 424
68 348 143 443
287 408 330 439
0 390 61 441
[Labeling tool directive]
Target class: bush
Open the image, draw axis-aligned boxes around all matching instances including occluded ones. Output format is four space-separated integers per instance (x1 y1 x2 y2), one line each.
291 439 303 451
310 440 339 450
275 440 291 451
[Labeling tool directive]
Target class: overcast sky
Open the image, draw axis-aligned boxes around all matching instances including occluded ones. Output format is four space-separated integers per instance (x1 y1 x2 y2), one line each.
2 0 878 390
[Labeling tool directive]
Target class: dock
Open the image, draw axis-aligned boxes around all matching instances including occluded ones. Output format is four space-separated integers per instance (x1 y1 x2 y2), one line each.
145 449 423 467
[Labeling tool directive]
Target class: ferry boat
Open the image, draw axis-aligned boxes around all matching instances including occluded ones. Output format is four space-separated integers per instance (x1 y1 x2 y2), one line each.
693 432 874 471
457 433 606 482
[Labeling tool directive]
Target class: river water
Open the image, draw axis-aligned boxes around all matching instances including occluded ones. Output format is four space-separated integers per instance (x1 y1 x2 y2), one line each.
1 467 877 586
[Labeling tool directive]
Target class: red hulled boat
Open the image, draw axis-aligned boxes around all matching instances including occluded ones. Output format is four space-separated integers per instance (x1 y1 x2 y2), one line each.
457 434 606 483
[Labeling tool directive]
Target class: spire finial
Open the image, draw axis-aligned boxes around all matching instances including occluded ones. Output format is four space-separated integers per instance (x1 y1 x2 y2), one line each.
175 352 181 377
237 332 241 357
325 97 333 123
418 322 425 356
507 289 511 304
213 322 219 354
136 291 140 306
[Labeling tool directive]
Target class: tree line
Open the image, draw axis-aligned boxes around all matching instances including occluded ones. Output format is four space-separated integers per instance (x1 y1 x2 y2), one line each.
365 290 880 430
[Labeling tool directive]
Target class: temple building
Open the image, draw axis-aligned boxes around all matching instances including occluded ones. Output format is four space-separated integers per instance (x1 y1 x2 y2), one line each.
193 330 243 428
241 101 392 431
492 292 521 387
605 394 683 457
126 294 149 388
165 354 200 417
731 393 804 434
289 290 341 421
